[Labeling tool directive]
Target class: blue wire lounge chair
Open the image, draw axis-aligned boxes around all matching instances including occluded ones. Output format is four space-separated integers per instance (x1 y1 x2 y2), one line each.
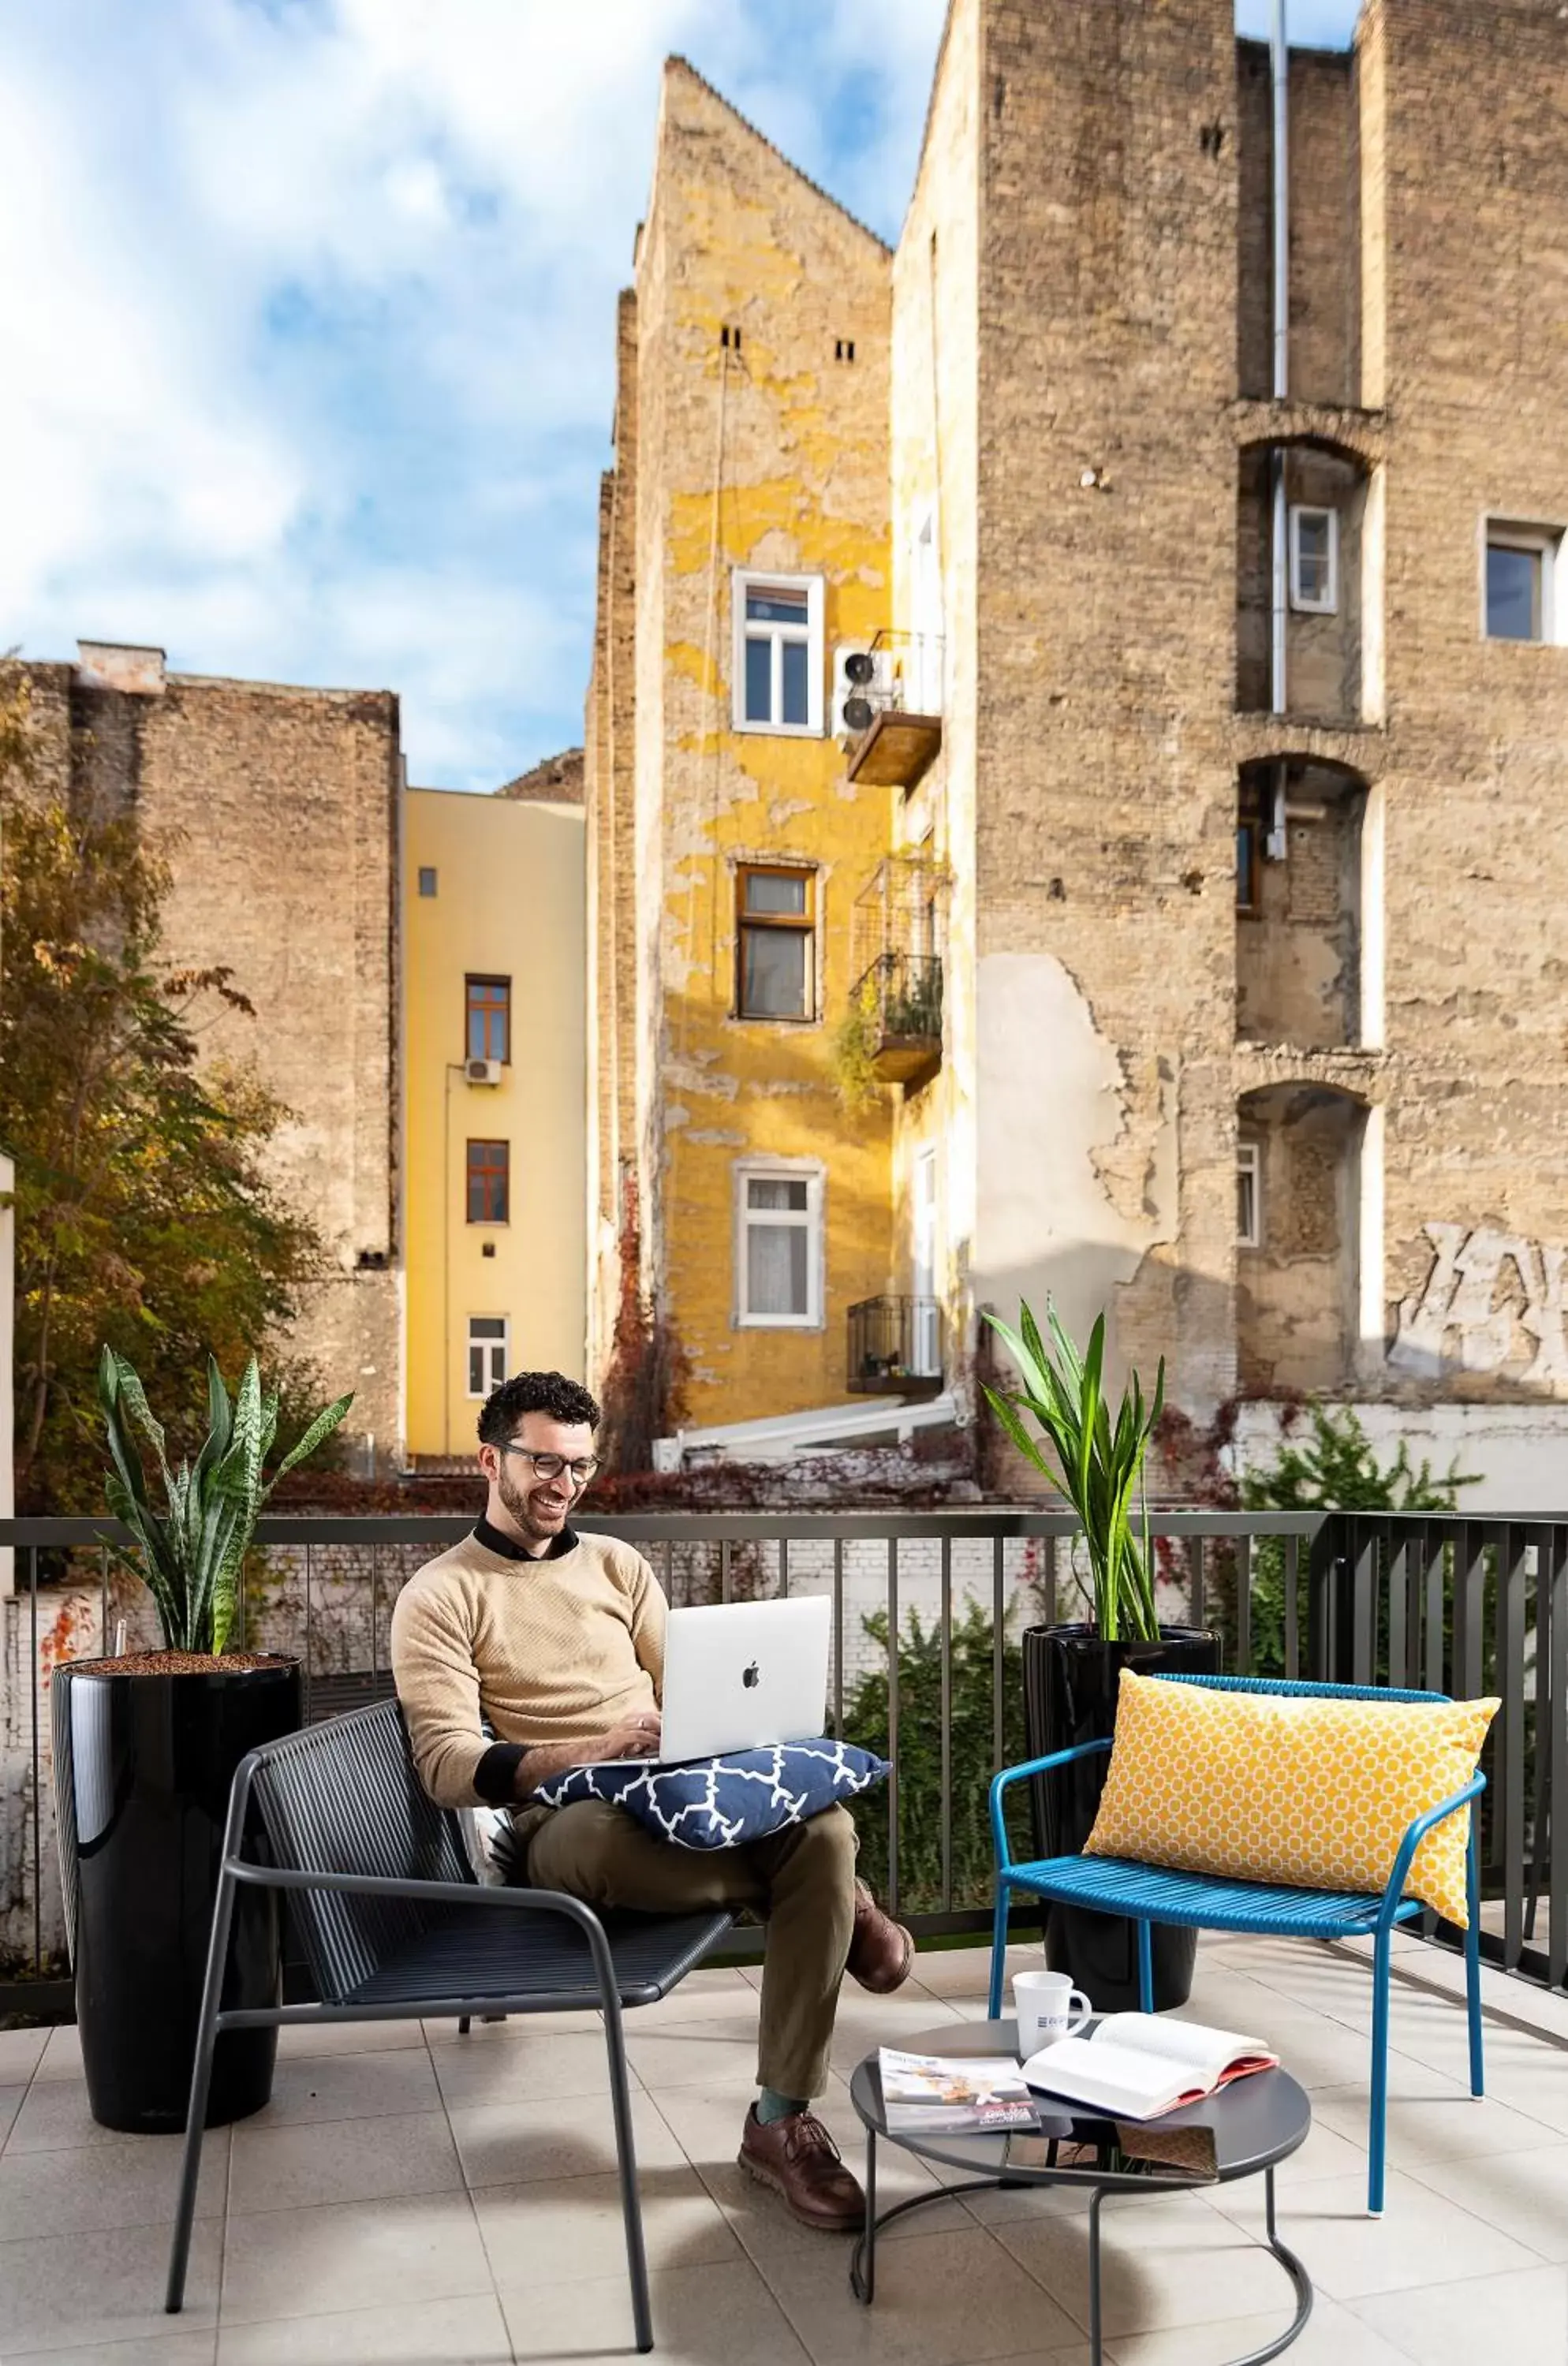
988 1674 1485 2215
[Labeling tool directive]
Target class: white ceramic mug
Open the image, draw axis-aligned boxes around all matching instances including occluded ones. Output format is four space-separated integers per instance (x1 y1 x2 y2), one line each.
1012 1968 1092 2056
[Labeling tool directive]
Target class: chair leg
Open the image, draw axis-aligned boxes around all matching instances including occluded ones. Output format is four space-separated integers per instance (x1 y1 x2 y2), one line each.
1137 1920 1154 2014
1465 1820 1485 2099
1367 1925 1391 2217
603 1993 653 2353
988 1879 1010 2020
457 2017 471 2036
166 1866 239 2312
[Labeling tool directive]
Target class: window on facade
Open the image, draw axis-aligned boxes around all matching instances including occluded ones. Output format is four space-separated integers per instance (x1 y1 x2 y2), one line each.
466 1139 510 1223
737 865 815 1021
734 572 823 734
1236 805 1261 912
1237 1142 1261 1248
1485 526 1557 642
736 1166 821 1327
465 976 510 1063
467 1316 509 1398
417 866 438 898
1289 506 1338 614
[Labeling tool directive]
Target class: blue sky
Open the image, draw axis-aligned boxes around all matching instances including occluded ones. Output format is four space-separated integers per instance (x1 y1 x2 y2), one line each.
2 0 1361 791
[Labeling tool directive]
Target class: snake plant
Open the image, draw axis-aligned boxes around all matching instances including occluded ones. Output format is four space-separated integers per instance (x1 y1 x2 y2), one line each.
982 1301 1165 1642
98 1346 353 1654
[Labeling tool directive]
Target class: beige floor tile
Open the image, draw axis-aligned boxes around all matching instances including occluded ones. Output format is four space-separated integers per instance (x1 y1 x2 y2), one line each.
1106 2289 1412 2366
703 2151 973 2271
474 2160 741 2289
625 2025 762 2091
1406 2139 1568 2262
993 2192 1310 2342
244 2045 442 2126
0 2082 24 2146
827 1995 966 2078
228 2107 463 2214
1210 2165 1542 2301
0 2126 230 2240
6 2076 138 2153
0 2216 221 2353
423 2007 603 2044
909 1946 1019 2002
33 2024 86 2081
274 2017 427 2059
499 2255 811 2366
432 2024 645 2110
218 2189 493 2327
217 2293 512 2365
446 2084 684 2190
763 2224 1083 2366
0 2025 50 2082
1350 2261 1568 2366
13 2339 217 2366
1310 2073 1555 2167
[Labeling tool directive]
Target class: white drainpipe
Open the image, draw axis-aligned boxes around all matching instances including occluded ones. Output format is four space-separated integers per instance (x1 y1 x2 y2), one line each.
1268 0 1290 855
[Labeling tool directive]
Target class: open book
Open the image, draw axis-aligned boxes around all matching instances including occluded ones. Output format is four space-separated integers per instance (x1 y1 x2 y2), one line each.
1022 2014 1278 2122
879 2048 1038 2134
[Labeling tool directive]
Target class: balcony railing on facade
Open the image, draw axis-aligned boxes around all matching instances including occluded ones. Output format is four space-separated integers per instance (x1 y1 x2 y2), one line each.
849 949 943 1085
5 1507 1564 2009
842 629 943 789
846 1294 944 1397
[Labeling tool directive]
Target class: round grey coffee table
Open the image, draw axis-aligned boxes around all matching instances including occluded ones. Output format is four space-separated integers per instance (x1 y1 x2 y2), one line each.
847 2020 1312 2366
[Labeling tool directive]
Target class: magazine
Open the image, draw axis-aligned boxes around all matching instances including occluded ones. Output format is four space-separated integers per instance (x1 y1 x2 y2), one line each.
878 2047 1040 2134
1022 2013 1278 2122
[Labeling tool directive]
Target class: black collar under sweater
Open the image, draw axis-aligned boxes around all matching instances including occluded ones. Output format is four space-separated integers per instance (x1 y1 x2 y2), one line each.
472 1516 580 1563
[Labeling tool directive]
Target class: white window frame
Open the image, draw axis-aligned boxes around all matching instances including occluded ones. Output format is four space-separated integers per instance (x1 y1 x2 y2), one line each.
1237 1142 1262 1251
732 569 825 737
1288 505 1338 614
733 1157 825 1329
1483 518 1562 644
465 1315 510 1400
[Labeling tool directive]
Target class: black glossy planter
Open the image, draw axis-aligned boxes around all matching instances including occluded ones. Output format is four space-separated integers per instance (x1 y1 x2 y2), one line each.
1022 1623 1219 2012
52 1656 301 2133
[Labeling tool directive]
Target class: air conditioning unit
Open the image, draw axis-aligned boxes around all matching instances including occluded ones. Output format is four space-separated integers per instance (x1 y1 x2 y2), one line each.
465 1058 503 1085
831 643 889 740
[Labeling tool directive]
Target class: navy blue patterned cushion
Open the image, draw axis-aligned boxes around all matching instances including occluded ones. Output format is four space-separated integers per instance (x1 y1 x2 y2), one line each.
531 1739 890 1849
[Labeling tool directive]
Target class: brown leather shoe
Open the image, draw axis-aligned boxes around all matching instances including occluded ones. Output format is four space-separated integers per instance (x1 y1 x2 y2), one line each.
739 2104 866 2232
846 1878 914 1995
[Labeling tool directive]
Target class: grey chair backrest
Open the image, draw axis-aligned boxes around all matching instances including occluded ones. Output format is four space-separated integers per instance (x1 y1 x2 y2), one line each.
249 1696 474 2004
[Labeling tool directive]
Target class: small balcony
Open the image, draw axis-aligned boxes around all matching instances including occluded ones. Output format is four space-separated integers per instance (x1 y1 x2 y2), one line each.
846 1293 944 1395
843 629 943 789
851 950 943 1086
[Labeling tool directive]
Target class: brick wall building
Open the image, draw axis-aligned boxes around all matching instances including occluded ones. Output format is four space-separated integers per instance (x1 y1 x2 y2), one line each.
594 0 1568 1499
15 642 403 1465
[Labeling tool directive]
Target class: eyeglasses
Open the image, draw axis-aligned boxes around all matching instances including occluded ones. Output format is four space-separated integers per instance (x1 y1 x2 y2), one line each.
499 1446 600 1487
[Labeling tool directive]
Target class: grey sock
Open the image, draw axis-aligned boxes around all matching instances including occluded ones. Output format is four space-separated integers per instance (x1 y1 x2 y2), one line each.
757 2087 808 2125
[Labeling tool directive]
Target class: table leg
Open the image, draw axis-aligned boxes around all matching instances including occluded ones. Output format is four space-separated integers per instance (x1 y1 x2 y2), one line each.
850 2126 878 2304
1087 2189 1106 2366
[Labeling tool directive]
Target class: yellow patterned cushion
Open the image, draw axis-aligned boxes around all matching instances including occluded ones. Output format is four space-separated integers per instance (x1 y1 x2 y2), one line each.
1083 1673 1498 1927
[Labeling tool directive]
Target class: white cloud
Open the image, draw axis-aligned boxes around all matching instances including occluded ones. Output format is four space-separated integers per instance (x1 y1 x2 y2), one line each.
0 1 1353 788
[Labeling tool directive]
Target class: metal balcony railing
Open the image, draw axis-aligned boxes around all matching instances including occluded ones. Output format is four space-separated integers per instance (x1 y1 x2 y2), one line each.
850 950 943 1084
846 1295 944 1397
5 1508 1564 1999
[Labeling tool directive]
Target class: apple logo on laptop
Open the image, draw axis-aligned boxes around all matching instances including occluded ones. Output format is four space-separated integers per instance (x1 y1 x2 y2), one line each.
741 1661 761 1689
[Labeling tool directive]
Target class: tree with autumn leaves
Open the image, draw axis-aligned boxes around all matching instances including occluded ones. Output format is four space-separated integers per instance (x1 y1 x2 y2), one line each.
0 674 334 1513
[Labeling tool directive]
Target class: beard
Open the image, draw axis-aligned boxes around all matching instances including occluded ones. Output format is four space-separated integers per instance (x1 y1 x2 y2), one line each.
495 1458 569 1543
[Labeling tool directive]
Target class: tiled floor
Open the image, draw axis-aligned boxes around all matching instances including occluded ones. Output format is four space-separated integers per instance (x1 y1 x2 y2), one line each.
2 1935 1566 2364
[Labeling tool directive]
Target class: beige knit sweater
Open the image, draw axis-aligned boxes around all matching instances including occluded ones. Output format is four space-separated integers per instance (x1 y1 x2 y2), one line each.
390 1524 666 1809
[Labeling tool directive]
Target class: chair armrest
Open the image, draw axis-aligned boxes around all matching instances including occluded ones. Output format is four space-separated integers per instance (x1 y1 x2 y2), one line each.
229 1861 613 1934
989 1738 1112 1872
1376 1771 1486 1934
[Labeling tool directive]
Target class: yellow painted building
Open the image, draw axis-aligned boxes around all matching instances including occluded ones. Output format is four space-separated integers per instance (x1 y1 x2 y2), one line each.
586 63 937 1441
403 788 587 1459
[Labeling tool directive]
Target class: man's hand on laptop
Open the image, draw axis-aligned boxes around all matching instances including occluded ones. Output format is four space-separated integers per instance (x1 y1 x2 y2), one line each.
600 1709 661 1760
510 1710 662 1802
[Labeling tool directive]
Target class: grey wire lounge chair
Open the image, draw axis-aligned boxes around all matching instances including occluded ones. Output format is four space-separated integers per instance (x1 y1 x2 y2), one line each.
164 1696 734 2351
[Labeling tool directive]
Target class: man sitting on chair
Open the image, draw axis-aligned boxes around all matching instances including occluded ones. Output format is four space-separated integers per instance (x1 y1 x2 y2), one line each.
390 1369 913 2233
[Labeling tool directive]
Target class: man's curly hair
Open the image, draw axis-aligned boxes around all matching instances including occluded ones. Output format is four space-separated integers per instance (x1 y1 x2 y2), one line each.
477 1371 602 1447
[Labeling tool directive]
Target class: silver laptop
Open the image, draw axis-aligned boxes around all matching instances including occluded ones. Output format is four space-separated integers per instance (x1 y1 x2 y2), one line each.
657 1596 833 1763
